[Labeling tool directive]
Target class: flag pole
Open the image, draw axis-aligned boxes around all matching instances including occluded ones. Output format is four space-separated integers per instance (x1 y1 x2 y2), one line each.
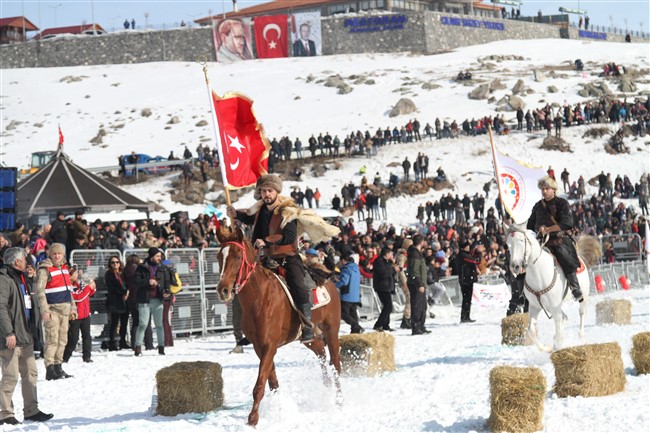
201 60 232 210
488 125 507 223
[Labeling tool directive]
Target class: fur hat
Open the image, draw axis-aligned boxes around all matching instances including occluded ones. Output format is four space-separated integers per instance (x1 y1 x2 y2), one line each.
148 247 163 259
49 243 66 255
537 175 558 191
256 174 283 194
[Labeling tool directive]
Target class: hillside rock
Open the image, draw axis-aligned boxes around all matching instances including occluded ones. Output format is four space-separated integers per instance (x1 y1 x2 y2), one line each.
324 75 345 88
540 136 571 152
167 116 180 124
512 79 526 94
577 82 612 98
195 120 208 127
547 85 558 93
389 98 417 117
422 82 441 90
533 69 547 82
468 83 490 100
141 108 152 117
337 83 353 94
5 120 21 130
496 95 525 111
90 128 107 145
618 77 637 93
490 79 507 91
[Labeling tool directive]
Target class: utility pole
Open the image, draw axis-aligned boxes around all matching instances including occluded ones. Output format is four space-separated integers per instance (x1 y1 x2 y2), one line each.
91 0 96 35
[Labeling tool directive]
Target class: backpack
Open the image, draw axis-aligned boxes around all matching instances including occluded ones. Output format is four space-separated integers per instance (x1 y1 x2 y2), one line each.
169 270 183 294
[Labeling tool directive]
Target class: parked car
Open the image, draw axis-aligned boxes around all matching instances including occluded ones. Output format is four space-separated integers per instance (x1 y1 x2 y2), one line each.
121 154 170 175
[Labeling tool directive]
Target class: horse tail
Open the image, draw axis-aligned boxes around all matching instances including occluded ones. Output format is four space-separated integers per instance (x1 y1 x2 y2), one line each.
576 236 602 268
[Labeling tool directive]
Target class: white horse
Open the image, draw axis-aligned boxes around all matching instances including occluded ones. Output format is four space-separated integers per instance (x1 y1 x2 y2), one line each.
505 223 601 352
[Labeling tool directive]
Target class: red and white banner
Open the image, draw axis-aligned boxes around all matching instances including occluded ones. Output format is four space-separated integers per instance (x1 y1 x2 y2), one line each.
254 14 288 59
211 91 270 189
472 282 510 307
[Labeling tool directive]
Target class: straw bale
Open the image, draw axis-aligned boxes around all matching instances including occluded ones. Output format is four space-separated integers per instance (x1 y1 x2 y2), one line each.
551 342 626 398
155 361 224 416
631 332 650 375
596 299 632 325
339 332 396 376
488 366 546 433
501 313 532 346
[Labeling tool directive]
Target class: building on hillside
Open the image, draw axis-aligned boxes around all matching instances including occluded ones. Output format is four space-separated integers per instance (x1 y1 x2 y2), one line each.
195 0 501 24
0 16 39 44
34 23 106 41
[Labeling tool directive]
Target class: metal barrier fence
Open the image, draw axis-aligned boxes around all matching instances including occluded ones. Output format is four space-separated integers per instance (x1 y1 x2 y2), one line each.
600 234 642 262
588 260 648 294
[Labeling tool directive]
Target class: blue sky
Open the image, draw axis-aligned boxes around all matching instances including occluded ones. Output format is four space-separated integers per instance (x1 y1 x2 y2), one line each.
1 1 648 35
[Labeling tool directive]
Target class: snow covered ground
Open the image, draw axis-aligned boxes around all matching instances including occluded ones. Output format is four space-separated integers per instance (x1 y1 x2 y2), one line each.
1 38 649 432
1 287 647 432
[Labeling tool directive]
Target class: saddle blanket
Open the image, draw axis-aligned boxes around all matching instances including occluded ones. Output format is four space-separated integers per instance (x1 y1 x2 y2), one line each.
273 273 331 312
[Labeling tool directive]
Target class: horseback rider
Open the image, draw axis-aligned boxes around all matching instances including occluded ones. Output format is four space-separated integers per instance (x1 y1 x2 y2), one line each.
526 175 583 302
226 174 314 343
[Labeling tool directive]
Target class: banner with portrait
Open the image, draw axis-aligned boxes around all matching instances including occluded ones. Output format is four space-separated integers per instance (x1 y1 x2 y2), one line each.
213 17 254 63
291 11 322 57
253 14 289 59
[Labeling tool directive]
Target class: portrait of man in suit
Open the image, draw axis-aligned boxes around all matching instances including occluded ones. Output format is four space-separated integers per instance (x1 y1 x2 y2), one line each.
293 23 317 57
217 18 253 63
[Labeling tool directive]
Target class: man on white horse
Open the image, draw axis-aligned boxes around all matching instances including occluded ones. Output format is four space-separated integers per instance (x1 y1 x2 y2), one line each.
227 174 314 343
526 175 583 302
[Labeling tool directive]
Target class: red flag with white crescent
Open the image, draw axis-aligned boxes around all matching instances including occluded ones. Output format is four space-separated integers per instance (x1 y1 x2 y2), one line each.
254 14 288 59
58 125 64 149
211 91 270 188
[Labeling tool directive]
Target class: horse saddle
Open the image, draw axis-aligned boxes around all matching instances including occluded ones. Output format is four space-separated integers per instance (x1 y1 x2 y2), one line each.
271 273 332 312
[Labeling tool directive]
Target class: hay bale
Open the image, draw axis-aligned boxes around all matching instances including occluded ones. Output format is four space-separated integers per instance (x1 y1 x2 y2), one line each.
596 299 632 325
501 313 532 346
488 366 546 433
155 361 224 416
631 332 650 375
339 332 396 376
551 342 626 398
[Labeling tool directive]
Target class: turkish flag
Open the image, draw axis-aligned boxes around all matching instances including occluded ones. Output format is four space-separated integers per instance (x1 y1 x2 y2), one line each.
212 91 270 189
253 14 288 59
58 125 64 148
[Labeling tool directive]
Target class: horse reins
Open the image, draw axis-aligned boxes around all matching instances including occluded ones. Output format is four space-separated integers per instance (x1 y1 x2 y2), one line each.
516 230 554 319
223 241 257 294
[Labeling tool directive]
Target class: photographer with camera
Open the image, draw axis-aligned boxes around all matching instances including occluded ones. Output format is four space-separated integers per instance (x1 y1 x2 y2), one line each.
336 252 362 334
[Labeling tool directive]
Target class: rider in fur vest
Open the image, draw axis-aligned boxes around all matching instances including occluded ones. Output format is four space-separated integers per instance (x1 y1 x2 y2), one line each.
527 175 583 302
227 174 315 343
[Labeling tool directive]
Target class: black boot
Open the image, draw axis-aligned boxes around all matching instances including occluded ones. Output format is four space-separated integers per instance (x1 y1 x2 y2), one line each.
108 341 118 352
566 272 583 302
134 346 142 357
299 303 314 343
55 364 72 379
46 365 60 381
400 317 412 329
158 346 165 355
119 340 131 350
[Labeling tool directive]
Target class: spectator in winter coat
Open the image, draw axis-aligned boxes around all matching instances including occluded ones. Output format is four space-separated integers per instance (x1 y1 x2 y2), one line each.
63 266 96 363
372 247 397 332
336 253 363 334
0 247 53 425
407 235 429 335
132 248 171 356
104 255 129 351
124 254 153 351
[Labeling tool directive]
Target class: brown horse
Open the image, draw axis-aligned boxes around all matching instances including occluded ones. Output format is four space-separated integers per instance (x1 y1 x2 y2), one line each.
215 226 342 427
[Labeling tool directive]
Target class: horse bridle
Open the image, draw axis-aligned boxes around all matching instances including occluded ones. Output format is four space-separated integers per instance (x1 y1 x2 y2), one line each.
222 241 257 294
513 230 544 272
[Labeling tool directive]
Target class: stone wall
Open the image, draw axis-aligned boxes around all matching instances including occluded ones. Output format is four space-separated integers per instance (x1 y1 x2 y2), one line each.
0 12 642 69
423 11 560 52
322 13 427 55
0 27 216 69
